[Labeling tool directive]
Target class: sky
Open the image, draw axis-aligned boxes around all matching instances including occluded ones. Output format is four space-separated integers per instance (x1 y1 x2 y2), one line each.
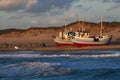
0 0 120 29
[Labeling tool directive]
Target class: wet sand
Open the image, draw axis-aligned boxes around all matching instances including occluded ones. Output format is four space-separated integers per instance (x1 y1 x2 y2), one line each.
0 44 120 51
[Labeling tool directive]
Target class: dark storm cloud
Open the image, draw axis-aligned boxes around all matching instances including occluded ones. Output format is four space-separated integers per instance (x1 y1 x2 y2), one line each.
25 0 75 13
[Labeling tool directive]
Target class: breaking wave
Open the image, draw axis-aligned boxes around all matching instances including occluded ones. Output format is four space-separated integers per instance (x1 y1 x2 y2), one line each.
0 62 73 78
0 52 120 58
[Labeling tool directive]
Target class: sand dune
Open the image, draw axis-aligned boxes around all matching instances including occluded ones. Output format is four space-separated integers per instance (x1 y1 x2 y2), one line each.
0 21 119 48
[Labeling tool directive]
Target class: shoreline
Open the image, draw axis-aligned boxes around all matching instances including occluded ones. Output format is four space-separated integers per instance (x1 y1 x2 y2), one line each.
0 44 120 51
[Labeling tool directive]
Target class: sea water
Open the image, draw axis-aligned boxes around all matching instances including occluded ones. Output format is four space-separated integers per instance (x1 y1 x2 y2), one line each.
0 50 120 80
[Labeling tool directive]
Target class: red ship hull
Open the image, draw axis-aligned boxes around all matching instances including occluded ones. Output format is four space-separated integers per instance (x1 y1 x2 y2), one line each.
55 42 73 47
73 43 102 47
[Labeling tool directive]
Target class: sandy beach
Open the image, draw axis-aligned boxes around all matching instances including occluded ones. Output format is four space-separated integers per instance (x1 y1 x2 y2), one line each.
31 45 120 51
0 44 120 51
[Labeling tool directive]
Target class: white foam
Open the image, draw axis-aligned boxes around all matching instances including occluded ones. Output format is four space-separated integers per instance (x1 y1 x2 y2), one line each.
0 62 73 77
70 53 120 58
0 54 72 58
0 53 120 58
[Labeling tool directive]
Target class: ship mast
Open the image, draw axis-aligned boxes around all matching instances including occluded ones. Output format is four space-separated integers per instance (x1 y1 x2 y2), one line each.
78 17 81 34
78 17 83 31
82 18 84 32
64 18 67 32
100 17 103 37
78 17 82 36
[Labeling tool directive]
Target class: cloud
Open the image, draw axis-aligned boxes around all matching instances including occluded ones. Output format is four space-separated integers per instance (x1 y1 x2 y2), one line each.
107 4 120 11
111 0 120 3
69 13 77 19
76 5 83 8
26 0 37 9
76 4 92 12
26 0 75 13
79 0 120 3
0 0 37 11
49 18 59 24
31 20 38 24
104 16 119 22
0 0 74 13
102 0 120 3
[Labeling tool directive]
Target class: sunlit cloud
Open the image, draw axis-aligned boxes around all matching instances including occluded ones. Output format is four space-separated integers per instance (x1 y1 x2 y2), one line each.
49 19 59 24
0 0 38 11
31 20 38 24
26 0 37 9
